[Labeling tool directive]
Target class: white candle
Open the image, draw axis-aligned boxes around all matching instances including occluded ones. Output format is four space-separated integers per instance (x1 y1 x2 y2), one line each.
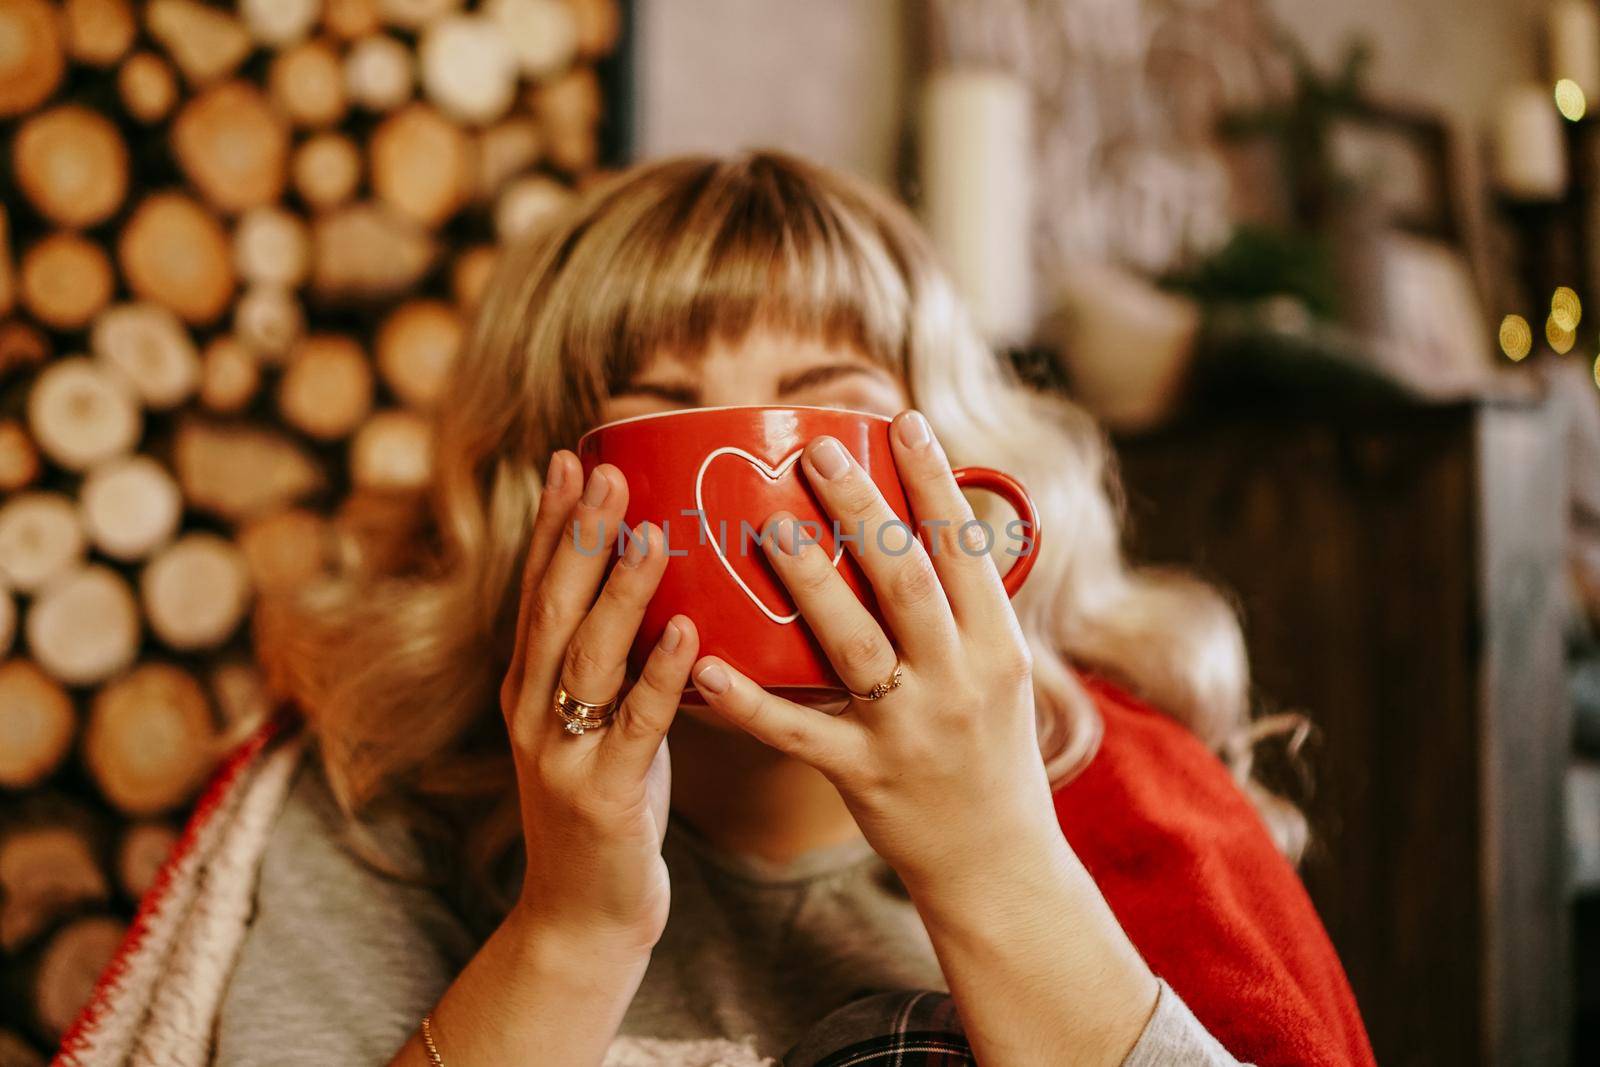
918 68 1034 346
1551 0 1600 105
1492 83 1569 200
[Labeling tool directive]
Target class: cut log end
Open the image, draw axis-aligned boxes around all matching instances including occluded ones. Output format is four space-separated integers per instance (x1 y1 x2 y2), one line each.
85 661 219 815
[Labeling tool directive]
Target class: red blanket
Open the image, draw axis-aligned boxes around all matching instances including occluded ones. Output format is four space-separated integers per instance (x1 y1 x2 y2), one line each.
1057 672 1377 1066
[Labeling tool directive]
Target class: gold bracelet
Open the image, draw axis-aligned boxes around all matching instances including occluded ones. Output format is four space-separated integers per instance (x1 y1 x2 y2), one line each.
421 1012 445 1066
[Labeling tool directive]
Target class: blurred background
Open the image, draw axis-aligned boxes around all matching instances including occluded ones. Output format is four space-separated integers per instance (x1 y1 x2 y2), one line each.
0 1 1594 1064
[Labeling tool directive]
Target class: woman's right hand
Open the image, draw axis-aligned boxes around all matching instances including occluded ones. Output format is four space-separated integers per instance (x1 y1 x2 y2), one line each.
498 449 699 960
389 452 697 1066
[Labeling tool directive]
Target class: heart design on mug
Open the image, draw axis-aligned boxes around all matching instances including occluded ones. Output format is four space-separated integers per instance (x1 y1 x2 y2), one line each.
693 446 846 624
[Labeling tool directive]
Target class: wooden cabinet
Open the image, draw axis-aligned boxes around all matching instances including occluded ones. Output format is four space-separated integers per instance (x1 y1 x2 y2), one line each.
1113 397 1571 1066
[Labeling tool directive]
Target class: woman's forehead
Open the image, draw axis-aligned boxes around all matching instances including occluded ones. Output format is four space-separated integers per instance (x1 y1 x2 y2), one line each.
628 328 882 381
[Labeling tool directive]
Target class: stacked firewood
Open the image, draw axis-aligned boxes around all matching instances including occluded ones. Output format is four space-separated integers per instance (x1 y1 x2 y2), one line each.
0 0 619 1057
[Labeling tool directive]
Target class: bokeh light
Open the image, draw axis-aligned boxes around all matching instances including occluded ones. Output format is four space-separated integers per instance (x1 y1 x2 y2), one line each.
1500 314 1533 360
1554 286 1584 331
1557 78 1589 121
1547 314 1577 354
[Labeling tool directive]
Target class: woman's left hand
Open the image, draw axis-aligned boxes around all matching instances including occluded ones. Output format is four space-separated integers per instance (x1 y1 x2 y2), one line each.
687 408 1059 887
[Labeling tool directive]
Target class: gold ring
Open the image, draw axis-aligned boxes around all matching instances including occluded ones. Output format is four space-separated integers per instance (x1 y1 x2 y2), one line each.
847 663 904 702
554 685 618 735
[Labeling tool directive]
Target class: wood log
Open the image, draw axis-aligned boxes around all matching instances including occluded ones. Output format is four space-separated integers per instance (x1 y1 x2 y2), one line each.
25 915 125 1044
0 205 13 315
0 418 40 492
18 233 113 331
565 0 620 60
238 507 334 593
310 202 437 303
532 67 601 173
0 803 108 953
370 103 472 227
114 821 177 902
0 660 75 790
26 565 140 687
139 533 252 653
145 0 250 87
292 132 362 210
90 301 201 410
233 284 305 362
325 0 381 40
344 33 413 112
335 483 429 572
269 38 347 129
26 357 141 472
277 334 374 441
79 454 182 562
13 105 129 228
0 1029 44 1067
116 51 177 124
0 0 64 117
174 417 325 522
198 335 260 413
474 117 542 201
62 0 134 67
172 81 290 214
451 244 498 311
379 0 463 30
0 583 11 656
0 320 48 379
234 206 310 288
240 0 318 47
0 492 84 593
376 299 460 407
349 409 433 491
487 0 578 80
85 662 218 815
118 192 235 324
543 123 598 178
208 658 273 733
494 174 575 242
418 14 517 124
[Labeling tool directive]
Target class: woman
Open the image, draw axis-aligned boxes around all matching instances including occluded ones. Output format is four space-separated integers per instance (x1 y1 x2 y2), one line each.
164 152 1367 1065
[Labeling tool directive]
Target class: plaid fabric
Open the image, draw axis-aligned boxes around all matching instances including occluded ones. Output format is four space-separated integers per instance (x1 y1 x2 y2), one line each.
783 990 974 1067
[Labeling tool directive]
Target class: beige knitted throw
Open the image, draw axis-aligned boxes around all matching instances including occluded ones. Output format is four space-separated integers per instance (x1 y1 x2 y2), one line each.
52 713 773 1067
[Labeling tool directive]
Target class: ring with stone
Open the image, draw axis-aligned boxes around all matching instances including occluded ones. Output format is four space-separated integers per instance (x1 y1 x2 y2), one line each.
554 685 618 735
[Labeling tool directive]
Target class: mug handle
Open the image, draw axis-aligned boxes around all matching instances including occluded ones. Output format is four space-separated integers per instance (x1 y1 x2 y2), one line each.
948 467 1041 596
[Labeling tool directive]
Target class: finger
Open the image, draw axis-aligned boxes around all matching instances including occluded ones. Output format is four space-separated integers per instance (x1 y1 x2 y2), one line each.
555 521 667 711
887 411 1014 628
594 614 699 786
691 656 860 772
502 451 584 714
761 513 899 698
513 463 630 732
799 435 957 659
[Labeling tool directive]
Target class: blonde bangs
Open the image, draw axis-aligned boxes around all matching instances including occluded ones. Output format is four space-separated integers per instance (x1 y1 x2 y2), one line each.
542 155 915 408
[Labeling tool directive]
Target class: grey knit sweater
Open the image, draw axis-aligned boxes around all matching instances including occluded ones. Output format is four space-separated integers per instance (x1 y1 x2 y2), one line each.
213 754 1245 1065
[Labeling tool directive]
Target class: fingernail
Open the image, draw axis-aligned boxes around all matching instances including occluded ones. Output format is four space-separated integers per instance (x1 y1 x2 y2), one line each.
810 437 849 480
582 468 610 507
620 524 648 567
770 515 801 555
896 411 930 449
546 452 566 492
695 662 731 694
659 619 682 652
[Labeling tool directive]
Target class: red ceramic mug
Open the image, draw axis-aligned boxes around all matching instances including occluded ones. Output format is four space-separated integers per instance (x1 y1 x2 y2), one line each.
575 405 1041 701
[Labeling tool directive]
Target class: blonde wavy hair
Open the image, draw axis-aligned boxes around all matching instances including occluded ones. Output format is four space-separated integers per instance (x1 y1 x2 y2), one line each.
252 150 1307 935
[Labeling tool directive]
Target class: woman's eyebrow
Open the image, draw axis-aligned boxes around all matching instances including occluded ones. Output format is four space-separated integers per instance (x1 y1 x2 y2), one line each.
614 380 699 404
777 363 886 394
